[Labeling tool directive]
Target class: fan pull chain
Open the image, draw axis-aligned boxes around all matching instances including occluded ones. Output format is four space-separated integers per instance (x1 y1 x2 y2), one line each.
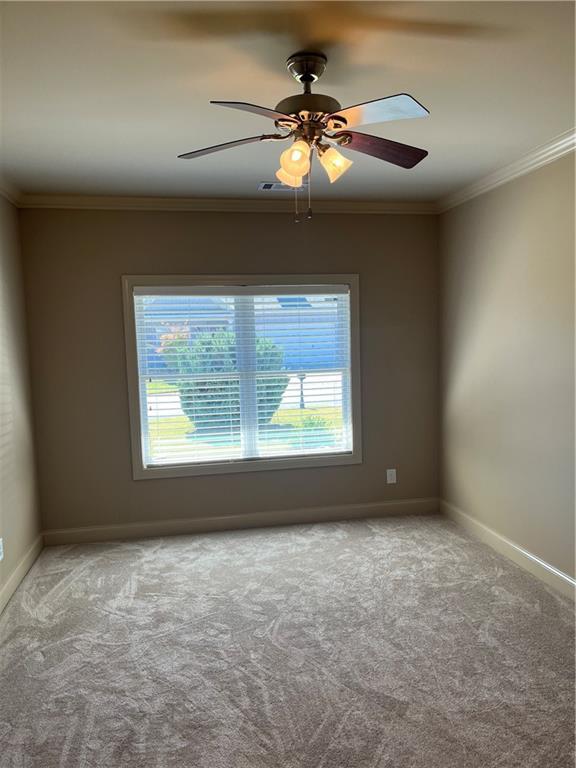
306 156 313 220
294 186 300 223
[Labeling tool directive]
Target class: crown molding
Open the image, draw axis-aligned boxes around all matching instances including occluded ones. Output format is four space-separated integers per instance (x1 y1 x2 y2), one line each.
13 129 576 215
439 128 576 212
17 194 437 215
0 174 20 207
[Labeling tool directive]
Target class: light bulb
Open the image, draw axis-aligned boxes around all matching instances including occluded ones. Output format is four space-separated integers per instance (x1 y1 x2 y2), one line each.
318 146 353 183
280 140 311 176
275 168 302 189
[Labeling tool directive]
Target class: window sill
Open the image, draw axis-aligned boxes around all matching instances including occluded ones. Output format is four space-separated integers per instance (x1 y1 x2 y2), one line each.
132 450 362 480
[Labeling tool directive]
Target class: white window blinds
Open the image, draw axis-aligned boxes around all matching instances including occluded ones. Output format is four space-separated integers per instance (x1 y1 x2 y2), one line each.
132 283 354 469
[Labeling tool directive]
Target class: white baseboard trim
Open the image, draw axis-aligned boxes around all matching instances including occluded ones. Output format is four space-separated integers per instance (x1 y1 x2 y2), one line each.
0 535 44 615
441 500 575 600
43 497 439 546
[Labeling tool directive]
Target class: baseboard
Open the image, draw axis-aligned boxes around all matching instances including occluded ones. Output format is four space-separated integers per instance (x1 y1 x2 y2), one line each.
43 497 439 546
0 535 44 615
441 500 575 600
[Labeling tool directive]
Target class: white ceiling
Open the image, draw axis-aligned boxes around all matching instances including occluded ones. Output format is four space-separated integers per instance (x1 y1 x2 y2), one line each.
0 1 574 202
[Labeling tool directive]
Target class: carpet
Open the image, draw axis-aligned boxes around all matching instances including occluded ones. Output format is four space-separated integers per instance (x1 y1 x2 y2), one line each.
0 515 573 767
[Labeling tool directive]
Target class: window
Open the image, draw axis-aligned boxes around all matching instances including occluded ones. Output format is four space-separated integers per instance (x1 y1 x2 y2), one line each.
123 275 361 479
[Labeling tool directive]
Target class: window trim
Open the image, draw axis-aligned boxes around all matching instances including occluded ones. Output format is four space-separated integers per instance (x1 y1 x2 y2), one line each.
122 274 362 480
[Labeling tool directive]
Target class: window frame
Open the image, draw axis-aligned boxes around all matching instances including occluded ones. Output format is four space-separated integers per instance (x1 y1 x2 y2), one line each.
122 274 362 480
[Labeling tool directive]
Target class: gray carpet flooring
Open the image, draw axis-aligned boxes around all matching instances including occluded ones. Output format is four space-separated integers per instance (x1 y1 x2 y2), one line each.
0 515 574 767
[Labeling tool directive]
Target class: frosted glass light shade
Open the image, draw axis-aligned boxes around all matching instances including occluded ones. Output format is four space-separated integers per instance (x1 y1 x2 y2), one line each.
319 146 353 183
280 140 311 176
275 168 302 188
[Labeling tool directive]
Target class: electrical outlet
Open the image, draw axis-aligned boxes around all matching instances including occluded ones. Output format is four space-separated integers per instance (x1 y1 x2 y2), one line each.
386 468 397 484
0 538 4 562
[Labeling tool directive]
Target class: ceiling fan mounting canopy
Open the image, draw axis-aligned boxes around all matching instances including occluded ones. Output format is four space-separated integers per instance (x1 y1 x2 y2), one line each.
286 51 328 84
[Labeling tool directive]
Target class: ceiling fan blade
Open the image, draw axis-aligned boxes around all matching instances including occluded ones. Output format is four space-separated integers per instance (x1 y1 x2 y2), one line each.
327 94 429 129
333 131 428 169
211 101 299 124
178 135 267 159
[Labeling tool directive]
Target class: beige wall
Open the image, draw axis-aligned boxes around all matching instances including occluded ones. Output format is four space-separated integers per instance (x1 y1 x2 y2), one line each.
441 155 575 578
0 196 40 604
20 210 440 533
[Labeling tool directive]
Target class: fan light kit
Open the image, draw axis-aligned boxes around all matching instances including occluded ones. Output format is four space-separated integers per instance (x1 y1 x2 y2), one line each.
178 51 430 220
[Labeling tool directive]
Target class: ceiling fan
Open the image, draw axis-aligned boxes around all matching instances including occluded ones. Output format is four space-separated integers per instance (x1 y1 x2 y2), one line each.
178 51 429 190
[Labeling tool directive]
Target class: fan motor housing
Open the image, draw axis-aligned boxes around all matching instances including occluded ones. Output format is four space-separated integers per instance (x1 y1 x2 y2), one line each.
274 93 341 121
